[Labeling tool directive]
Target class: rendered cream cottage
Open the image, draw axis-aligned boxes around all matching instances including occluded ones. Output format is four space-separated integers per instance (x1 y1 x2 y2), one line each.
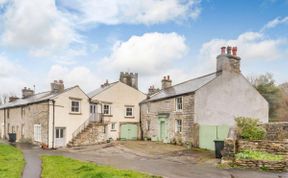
87 72 147 141
140 47 269 150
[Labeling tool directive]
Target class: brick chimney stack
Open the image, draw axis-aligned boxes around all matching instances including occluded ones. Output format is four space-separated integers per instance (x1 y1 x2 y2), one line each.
216 46 241 74
50 80 64 93
22 87 34 98
161 75 172 89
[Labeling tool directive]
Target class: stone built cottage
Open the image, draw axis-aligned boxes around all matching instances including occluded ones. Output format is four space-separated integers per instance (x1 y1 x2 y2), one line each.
0 80 102 148
140 46 269 150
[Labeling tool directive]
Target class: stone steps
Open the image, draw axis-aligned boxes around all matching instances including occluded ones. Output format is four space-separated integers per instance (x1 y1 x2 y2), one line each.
68 122 106 147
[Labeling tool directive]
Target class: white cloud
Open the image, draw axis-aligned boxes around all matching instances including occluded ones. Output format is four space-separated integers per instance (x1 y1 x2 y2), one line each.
59 0 201 25
261 16 288 32
0 55 27 95
101 32 188 76
0 0 80 57
48 64 99 92
195 31 288 76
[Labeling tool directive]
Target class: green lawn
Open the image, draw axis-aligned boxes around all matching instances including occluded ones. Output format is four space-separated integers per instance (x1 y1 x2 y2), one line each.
41 155 161 178
0 143 25 178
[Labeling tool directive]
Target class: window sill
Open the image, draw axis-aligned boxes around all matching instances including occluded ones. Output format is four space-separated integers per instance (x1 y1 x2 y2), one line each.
103 114 113 117
125 116 135 119
111 129 117 132
69 112 82 115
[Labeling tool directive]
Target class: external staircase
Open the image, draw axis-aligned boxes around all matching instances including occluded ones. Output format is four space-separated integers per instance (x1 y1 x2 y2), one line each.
67 113 107 147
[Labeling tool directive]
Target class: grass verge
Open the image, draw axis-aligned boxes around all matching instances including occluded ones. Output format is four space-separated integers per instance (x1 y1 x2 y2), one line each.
235 150 284 161
0 143 25 178
41 155 162 178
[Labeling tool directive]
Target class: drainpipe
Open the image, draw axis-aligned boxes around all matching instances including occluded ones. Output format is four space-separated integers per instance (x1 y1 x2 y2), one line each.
52 100 55 149
3 109 6 139
139 103 143 140
47 102 50 148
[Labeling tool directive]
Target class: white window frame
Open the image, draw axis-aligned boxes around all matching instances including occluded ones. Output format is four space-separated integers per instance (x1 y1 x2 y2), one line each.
175 120 182 133
125 106 134 117
103 104 111 115
34 124 41 142
111 122 116 130
71 100 81 113
175 97 183 111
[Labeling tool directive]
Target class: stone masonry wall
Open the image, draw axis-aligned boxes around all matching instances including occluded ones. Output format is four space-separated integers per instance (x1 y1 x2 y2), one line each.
141 93 195 145
69 123 106 146
237 140 288 155
5 102 49 145
262 122 288 141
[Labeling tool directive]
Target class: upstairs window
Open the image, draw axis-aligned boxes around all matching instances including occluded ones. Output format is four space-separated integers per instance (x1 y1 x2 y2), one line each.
71 100 80 113
125 106 134 117
103 104 111 115
175 97 183 111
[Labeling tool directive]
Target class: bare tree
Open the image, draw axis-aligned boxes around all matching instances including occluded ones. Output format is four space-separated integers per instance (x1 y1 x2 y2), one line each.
0 92 17 105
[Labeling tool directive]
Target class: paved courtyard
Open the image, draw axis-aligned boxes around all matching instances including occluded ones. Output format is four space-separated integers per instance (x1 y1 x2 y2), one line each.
15 141 288 178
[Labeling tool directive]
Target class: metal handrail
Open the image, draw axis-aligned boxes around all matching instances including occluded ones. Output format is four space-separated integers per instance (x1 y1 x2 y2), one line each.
72 113 103 138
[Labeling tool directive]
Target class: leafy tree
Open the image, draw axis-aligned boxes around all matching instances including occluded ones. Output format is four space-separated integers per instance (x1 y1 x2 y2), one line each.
249 73 282 121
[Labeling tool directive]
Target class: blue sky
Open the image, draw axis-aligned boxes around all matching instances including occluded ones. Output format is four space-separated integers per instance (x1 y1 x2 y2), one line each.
0 0 287 95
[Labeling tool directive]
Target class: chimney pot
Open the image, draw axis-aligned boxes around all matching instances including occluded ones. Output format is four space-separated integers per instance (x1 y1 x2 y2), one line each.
221 47 226 55
232 46 237 56
227 46 232 55
167 75 170 80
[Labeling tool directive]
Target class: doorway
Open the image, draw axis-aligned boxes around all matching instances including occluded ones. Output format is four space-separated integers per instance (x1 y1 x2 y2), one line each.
55 127 65 147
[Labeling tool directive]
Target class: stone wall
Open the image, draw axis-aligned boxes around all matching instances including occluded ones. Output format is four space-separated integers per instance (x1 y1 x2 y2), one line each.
68 122 106 146
235 159 287 171
262 122 288 141
237 140 288 155
141 93 195 145
5 102 49 145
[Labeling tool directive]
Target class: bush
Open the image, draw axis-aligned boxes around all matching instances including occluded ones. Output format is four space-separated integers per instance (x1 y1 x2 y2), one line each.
235 117 266 140
235 150 284 161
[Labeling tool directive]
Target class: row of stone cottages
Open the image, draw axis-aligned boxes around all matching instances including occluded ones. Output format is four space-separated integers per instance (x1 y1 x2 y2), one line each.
0 47 269 150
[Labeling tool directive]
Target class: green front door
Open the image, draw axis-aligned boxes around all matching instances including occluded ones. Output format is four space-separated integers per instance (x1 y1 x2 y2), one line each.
160 121 166 140
120 124 137 140
158 115 168 142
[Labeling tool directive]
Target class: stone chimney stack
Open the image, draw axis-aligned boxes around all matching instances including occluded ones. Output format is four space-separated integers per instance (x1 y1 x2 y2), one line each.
9 96 19 102
101 80 109 88
119 72 138 89
216 46 241 74
50 80 64 93
148 85 160 96
22 87 34 98
161 75 172 89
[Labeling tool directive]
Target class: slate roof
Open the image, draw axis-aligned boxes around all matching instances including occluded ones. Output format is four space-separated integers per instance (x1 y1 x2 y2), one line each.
0 86 77 109
145 72 219 102
87 82 118 98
